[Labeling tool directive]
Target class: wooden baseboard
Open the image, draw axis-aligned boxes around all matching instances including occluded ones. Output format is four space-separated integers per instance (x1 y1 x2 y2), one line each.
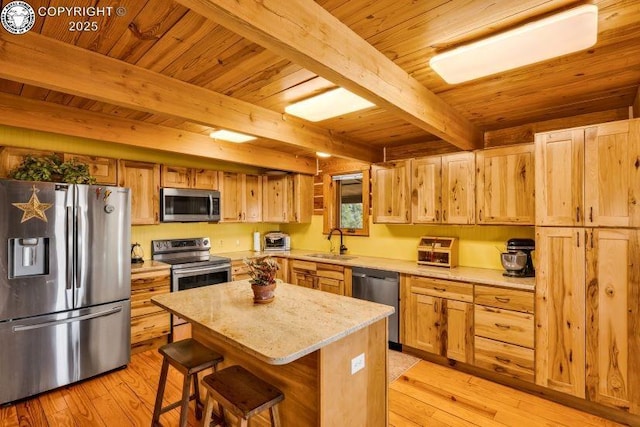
401 345 639 427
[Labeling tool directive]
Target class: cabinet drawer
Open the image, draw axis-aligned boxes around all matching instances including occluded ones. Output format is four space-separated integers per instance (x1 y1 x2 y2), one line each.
474 285 534 313
474 336 534 383
290 259 317 272
131 270 170 291
409 276 473 302
474 305 534 348
315 262 344 279
232 263 250 275
131 284 170 317
131 312 170 344
317 276 344 295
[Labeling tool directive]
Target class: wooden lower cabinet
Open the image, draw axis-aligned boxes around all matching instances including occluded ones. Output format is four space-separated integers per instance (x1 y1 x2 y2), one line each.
289 260 347 295
130 267 171 353
403 276 473 363
585 229 640 414
473 285 535 382
231 260 251 281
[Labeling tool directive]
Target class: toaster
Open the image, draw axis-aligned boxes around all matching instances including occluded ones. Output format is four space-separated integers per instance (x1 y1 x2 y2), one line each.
263 232 290 251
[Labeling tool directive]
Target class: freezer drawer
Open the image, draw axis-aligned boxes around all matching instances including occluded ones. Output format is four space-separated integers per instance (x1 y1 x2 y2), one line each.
0 300 130 404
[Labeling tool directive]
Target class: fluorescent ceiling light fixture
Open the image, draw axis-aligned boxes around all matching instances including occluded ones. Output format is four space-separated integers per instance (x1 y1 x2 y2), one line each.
285 87 376 121
209 129 257 143
316 151 331 158
429 4 598 84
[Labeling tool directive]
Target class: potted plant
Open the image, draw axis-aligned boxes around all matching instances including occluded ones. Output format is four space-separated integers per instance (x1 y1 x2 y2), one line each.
244 256 279 304
10 155 96 184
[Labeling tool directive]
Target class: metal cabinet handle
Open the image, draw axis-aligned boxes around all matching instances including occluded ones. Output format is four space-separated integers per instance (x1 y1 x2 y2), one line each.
443 210 447 222
495 296 510 303
576 206 580 223
495 356 511 364
494 323 511 330
577 231 580 248
479 209 483 221
433 287 446 292
589 206 593 223
435 210 440 221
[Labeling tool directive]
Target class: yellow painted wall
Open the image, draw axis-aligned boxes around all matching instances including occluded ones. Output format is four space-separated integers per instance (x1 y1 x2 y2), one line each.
282 216 534 270
0 125 280 259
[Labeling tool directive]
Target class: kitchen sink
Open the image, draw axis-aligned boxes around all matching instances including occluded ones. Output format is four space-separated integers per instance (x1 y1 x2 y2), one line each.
307 253 357 261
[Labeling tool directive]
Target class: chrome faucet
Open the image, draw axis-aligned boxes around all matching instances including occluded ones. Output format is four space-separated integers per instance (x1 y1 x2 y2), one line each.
327 228 348 255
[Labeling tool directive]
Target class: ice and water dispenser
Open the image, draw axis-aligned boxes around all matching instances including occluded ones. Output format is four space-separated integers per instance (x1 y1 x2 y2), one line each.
8 237 49 278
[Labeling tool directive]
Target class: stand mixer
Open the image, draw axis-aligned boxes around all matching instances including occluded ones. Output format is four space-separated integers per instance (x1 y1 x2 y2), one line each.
501 238 535 277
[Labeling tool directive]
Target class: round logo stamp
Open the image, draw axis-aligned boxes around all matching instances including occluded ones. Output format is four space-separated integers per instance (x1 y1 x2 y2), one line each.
1 1 35 35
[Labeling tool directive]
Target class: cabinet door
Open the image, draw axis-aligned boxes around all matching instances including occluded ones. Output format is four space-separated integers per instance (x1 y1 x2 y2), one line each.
262 175 289 222
317 276 344 295
0 147 62 178
411 157 441 223
475 145 534 224
584 121 640 227
586 229 640 414
290 270 315 289
64 154 117 185
372 160 411 223
535 227 586 397
535 129 584 226
275 258 288 282
446 300 473 363
406 292 445 355
193 169 220 189
118 160 160 225
289 174 313 223
441 152 474 224
244 174 263 222
220 172 243 222
160 165 191 189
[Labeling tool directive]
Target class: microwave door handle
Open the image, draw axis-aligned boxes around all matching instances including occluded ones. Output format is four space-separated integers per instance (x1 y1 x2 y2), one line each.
208 194 213 218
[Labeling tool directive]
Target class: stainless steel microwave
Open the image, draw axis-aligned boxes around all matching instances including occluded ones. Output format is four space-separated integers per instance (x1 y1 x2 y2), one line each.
160 188 220 222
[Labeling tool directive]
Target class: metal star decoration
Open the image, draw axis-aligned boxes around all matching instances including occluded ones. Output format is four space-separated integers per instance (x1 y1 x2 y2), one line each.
12 185 53 223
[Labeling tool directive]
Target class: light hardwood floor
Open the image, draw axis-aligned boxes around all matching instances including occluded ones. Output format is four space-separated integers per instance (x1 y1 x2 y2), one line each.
0 350 625 427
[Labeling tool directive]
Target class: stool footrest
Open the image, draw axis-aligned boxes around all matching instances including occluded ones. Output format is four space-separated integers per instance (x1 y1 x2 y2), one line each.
159 393 202 415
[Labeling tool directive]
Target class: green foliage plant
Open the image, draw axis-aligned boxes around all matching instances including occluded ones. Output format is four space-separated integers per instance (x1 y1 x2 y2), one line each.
10 155 97 184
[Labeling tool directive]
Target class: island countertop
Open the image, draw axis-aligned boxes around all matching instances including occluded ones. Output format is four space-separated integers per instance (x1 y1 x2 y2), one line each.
151 280 394 365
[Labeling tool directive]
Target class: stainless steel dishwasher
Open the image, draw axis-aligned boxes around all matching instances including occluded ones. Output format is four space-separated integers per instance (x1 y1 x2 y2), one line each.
352 267 400 345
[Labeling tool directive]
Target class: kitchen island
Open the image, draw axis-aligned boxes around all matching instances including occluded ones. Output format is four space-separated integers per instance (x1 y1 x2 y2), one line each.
152 280 394 426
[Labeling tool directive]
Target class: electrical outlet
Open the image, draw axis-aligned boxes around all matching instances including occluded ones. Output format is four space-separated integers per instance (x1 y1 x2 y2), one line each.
351 353 365 375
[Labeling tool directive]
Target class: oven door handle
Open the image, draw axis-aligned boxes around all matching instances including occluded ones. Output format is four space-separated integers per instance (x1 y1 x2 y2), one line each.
173 264 231 277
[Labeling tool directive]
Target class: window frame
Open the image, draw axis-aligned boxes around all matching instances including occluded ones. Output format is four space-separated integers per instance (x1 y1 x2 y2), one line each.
322 167 370 236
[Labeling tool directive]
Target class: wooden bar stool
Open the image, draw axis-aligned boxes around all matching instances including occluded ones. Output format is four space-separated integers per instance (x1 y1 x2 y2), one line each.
152 338 224 427
201 365 284 427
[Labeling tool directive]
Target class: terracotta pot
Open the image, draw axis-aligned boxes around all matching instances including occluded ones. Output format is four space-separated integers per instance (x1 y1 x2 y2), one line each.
251 281 277 304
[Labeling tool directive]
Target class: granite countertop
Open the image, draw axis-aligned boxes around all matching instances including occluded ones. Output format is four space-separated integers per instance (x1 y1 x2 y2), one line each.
131 260 171 273
151 280 394 365
217 250 535 291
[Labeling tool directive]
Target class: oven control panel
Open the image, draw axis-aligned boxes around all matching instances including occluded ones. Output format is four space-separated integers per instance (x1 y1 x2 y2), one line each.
152 237 211 254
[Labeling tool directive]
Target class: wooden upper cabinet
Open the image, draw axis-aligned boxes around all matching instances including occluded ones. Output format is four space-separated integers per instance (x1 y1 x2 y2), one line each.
63 154 118 185
411 157 441 223
535 227 586 398
244 174 263 223
584 120 640 228
475 145 534 224
160 165 191 188
220 172 243 222
535 129 584 226
289 174 313 223
193 169 220 190
372 160 411 223
537 119 640 227
263 174 289 223
441 152 475 224
585 229 640 414
118 160 160 225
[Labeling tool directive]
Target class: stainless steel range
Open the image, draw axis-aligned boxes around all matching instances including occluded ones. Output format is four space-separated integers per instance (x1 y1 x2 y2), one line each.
151 238 231 337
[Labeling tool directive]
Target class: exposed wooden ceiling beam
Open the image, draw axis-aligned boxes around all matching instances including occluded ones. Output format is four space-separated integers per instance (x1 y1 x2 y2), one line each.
0 93 316 174
175 0 482 151
0 32 379 163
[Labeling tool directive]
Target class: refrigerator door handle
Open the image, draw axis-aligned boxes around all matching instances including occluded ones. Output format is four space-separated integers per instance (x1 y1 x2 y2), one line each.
12 306 123 332
66 205 74 290
76 197 85 289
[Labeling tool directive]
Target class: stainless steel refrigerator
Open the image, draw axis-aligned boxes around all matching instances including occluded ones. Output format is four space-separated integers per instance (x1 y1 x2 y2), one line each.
0 180 131 404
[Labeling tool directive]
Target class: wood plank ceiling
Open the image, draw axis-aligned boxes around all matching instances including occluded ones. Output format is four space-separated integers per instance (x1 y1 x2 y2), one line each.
0 0 638 170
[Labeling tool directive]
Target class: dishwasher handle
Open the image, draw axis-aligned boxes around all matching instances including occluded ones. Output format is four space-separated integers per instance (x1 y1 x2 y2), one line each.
353 272 397 281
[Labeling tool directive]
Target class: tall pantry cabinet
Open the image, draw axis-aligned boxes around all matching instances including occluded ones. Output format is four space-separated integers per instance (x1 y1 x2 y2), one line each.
534 119 640 414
